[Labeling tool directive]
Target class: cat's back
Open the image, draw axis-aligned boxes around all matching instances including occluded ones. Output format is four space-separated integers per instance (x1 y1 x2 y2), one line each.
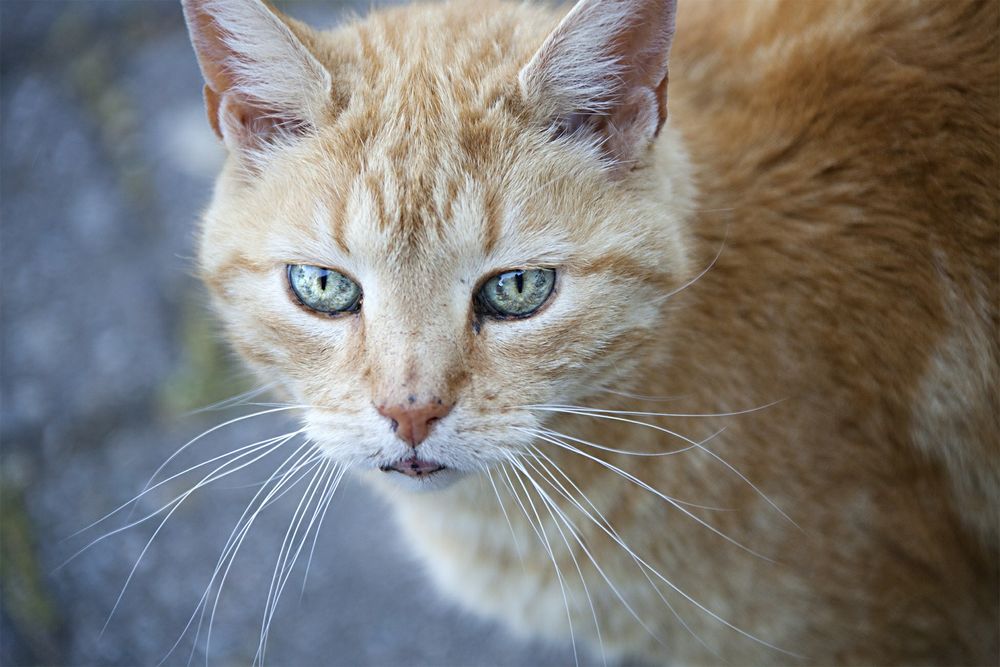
673 0 998 237
647 4 998 661
671 0 999 543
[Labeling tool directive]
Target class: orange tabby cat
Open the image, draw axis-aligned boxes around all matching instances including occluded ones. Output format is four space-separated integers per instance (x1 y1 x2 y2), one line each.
182 0 999 663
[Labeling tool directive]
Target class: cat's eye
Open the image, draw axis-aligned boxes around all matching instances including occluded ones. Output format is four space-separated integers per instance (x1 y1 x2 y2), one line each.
287 264 361 315
475 268 556 319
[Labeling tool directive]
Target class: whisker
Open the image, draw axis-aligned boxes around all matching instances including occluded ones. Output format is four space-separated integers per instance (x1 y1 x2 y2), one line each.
99 432 304 637
534 426 731 512
262 462 331 657
531 421 704 458
662 224 729 302
587 386 686 403
527 399 785 419
58 430 304 572
256 456 334 665
516 433 801 658
530 406 716 449
299 463 347 600
254 467 324 666
186 383 277 416
502 460 580 667
690 440 801 531
235 402 328 410
519 427 774 562
523 446 715 658
156 440 319 666
499 464 548 547
508 458 607 667
485 467 526 567
531 408 797 527
200 443 322 666
67 429 307 542
127 406 311 522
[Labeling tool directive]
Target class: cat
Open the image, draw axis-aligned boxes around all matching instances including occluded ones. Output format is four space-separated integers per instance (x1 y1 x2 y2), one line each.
181 0 999 663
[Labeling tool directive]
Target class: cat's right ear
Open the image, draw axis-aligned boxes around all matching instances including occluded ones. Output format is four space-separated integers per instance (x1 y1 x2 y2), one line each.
519 0 677 175
181 0 332 159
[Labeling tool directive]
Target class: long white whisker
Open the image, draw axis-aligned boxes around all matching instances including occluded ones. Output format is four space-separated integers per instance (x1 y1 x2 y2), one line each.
525 446 714 658
509 458 607 667
128 406 310 521
661 224 728 302
157 440 318 666
300 464 347 600
531 407 714 449
499 464 547 546
534 426 731 512
186 383 276 416
485 467 525 567
688 439 801 531
532 408 796 527
199 445 323 665
68 429 306 542
517 434 800 658
256 457 332 665
527 399 785 419
100 433 302 637
60 431 304 573
265 460 332 647
519 428 774 562
523 446 685 649
532 421 702 458
589 386 685 402
503 460 579 667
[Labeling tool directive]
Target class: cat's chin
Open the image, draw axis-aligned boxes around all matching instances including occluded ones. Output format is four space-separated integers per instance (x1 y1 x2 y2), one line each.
369 465 467 493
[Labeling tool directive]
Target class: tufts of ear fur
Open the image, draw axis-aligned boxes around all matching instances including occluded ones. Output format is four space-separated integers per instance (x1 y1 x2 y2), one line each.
181 0 332 164
519 0 676 174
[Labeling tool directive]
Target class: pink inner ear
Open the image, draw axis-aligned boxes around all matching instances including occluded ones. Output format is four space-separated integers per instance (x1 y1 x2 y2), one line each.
184 2 239 97
654 70 669 135
520 0 676 172
181 0 332 156
203 84 222 139
216 93 310 151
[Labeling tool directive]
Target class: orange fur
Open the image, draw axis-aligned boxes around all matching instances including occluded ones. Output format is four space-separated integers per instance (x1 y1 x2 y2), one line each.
184 0 999 663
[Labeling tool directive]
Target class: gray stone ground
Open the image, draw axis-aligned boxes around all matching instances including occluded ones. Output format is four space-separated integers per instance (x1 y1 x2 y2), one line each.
0 2 577 665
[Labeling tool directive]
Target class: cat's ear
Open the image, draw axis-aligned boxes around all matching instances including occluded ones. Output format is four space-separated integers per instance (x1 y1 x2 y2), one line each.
181 0 332 158
518 0 676 174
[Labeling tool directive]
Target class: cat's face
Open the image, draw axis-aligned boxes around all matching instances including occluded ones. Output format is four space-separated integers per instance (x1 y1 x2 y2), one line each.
187 0 690 489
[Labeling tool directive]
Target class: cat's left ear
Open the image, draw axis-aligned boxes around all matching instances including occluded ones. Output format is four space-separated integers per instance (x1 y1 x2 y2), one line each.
181 0 333 158
518 0 677 174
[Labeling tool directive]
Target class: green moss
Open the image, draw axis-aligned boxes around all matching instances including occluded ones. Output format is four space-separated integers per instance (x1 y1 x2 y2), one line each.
0 483 62 660
158 298 251 417
60 12 156 214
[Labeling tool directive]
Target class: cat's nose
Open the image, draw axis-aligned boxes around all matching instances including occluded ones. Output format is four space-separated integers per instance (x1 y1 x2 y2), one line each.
376 400 453 447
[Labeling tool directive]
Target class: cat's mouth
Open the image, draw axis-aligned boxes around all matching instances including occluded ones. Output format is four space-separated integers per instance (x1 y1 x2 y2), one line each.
380 454 447 478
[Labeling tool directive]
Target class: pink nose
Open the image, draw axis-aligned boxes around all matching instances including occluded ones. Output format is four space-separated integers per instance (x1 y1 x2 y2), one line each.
376 400 453 447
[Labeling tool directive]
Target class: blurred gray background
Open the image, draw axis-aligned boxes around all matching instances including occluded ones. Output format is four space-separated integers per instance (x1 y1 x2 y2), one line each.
0 2 576 664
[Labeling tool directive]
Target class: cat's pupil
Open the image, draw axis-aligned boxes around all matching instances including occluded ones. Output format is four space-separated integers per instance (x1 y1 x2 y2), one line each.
514 271 524 293
319 272 327 291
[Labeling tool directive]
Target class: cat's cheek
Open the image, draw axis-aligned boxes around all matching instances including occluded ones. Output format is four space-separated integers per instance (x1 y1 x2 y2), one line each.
301 416 384 465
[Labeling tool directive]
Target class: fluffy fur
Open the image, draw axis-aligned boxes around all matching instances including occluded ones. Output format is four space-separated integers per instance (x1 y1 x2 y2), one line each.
183 0 999 663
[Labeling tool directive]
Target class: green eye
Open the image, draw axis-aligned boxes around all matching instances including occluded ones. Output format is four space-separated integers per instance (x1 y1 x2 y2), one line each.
475 268 556 319
287 264 361 314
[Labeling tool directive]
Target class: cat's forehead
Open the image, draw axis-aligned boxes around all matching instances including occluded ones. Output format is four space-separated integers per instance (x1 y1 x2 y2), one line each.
309 152 549 277
337 1 553 92
312 1 557 169
298 9 563 268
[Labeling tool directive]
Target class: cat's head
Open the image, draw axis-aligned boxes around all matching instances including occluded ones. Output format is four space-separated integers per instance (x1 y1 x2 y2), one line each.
184 0 693 490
